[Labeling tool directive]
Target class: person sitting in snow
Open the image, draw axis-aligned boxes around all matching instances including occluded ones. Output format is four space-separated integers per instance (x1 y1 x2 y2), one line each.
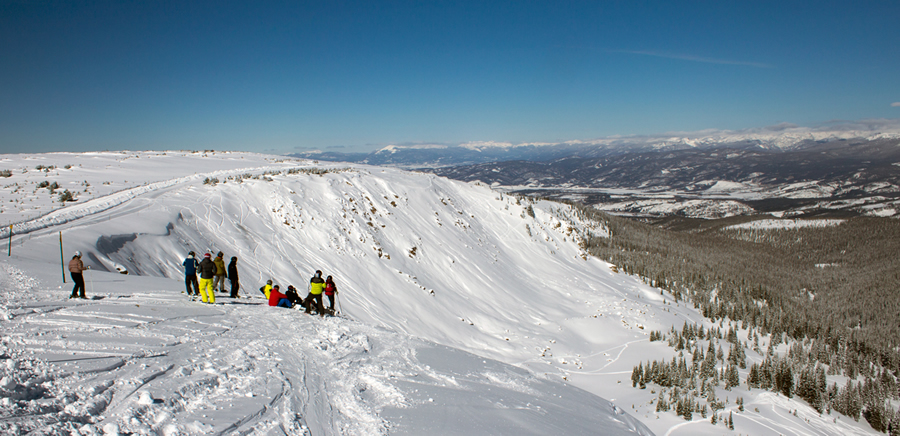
304 270 326 316
197 253 216 304
268 285 292 308
285 285 305 307
259 279 273 299
68 251 90 299
183 251 200 296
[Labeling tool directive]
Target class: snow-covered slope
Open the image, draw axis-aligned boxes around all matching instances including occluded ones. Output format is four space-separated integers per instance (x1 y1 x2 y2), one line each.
0 151 882 435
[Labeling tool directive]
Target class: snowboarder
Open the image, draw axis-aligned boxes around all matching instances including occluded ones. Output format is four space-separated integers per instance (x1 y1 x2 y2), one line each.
305 270 326 316
183 251 200 296
68 251 90 299
260 279 273 299
227 256 240 298
268 284 291 308
198 253 216 304
324 275 338 314
212 251 227 293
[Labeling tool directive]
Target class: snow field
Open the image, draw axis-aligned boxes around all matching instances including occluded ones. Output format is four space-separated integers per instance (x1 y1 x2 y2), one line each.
0 150 884 435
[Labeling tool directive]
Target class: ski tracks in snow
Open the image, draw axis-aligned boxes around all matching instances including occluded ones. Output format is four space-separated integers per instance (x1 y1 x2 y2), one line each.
0 264 418 435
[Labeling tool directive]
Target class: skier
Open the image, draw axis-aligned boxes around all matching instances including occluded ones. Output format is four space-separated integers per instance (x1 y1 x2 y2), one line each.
324 275 338 314
212 252 227 293
68 251 90 299
305 270 326 316
198 253 216 304
227 256 240 298
259 279 273 299
268 284 292 308
183 251 200 296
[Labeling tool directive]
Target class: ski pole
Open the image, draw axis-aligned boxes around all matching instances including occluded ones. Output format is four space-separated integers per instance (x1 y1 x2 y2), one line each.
336 291 342 315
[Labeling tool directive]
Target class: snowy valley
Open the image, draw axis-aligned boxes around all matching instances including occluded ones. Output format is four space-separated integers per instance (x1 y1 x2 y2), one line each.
0 151 887 435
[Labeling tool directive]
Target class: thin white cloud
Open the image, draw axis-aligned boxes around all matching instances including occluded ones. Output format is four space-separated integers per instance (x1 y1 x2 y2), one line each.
615 50 774 68
892 102 900 107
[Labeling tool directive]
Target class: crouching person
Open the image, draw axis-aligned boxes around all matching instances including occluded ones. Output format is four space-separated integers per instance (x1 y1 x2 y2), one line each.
285 285 305 307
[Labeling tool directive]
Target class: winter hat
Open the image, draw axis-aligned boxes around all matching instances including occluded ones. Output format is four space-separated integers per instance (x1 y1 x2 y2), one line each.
231 256 237 261
188 251 195 257
266 279 272 285
273 285 280 289
217 251 223 257
204 253 211 258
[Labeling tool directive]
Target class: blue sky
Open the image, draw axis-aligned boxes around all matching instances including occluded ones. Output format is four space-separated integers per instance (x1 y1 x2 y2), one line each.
2 1 899 154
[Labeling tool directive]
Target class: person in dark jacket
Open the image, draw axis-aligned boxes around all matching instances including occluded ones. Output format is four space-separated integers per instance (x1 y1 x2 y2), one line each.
285 285 305 307
198 253 217 304
324 275 338 313
227 256 240 298
305 270 326 316
183 251 199 296
212 252 227 293
268 285 292 308
68 251 90 299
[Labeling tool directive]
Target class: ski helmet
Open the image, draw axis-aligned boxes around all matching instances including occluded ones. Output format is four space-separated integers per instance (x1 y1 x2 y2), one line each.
74 251 81 257
266 279 272 285
188 251 195 257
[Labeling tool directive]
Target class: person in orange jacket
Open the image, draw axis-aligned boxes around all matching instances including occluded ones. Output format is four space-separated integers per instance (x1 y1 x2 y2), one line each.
68 251 90 299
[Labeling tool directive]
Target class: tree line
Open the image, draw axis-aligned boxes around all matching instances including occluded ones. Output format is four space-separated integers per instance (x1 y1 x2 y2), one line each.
554 202 900 432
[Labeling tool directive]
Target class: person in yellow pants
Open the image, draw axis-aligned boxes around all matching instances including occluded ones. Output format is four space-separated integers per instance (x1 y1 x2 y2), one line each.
198 253 217 304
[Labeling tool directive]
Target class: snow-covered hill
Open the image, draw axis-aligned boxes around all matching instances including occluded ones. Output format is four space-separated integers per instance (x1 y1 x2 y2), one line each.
0 151 882 435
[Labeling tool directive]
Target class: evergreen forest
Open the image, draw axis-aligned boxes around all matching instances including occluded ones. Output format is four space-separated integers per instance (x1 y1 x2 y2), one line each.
570 206 900 433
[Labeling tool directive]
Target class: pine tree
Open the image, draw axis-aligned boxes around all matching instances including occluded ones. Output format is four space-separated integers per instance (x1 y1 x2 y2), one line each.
632 363 642 388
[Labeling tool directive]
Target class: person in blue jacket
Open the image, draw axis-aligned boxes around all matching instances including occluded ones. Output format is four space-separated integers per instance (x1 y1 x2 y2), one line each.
183 251 200 296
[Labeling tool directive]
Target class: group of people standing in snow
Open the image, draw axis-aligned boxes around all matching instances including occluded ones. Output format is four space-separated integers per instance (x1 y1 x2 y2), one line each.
182 251 240 304
181 251 338 315
260 270 339 316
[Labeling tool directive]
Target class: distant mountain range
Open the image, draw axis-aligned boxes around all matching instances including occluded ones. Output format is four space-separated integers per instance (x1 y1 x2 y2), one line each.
291 121 900 218
291 120 900 168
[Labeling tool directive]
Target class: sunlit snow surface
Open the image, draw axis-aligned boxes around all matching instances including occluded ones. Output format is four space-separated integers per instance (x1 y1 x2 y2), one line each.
0 151 881 435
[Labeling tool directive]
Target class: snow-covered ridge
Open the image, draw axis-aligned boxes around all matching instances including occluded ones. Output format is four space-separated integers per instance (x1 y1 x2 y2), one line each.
0 150 882 435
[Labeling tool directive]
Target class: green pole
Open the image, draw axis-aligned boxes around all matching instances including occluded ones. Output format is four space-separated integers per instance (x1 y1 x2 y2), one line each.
6 225 10 256
59 231 66 284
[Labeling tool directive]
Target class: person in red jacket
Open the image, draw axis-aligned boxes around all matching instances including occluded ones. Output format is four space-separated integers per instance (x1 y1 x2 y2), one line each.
324 275 338 313
268 285 292 308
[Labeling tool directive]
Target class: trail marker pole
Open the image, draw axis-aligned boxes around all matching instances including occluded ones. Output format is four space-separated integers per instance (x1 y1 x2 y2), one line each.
7 225 11 256
59 232 66 284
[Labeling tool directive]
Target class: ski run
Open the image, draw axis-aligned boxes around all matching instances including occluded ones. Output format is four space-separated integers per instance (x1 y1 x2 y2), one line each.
0 151 884 435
